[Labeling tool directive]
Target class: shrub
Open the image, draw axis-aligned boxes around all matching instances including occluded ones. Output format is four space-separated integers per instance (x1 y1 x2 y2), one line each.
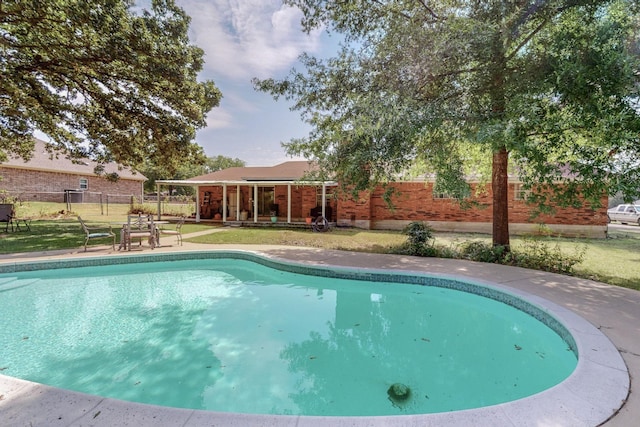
460 241 507 263
507 238 586 274
432 244 459 259
397 222 435 256
128 204 155 215
395 228 585 276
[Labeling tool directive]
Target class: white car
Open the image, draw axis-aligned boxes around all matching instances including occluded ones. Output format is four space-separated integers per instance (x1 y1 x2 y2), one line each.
607 204 640 225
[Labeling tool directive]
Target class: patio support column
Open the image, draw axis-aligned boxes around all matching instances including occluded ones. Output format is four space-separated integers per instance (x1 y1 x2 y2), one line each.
253 185 258 222
287 184 292 223
156 182 161 220
236 185 240 220
322 183 327 218
195 186 201 222
222 184 227 222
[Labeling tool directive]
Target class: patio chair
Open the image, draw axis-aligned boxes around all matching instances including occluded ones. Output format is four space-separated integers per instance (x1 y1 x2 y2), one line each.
159 216 185 246
1 204 13 232
122 213 156 251
78 216 116 252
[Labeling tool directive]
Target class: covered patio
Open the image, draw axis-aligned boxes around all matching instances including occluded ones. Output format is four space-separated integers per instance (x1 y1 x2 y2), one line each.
155 161 338 226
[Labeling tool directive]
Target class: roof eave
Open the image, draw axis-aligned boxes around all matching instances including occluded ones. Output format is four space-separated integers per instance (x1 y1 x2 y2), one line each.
156 179 337 186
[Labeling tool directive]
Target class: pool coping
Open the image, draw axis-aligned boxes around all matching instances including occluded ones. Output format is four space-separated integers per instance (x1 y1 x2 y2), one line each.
0 248 631 426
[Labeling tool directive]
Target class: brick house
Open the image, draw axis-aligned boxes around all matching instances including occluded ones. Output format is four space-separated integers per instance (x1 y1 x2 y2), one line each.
0 139 146 203
157 161 607 238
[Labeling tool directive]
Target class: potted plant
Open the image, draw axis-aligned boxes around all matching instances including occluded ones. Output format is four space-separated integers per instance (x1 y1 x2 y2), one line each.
305 216 313 224
270 210 278 223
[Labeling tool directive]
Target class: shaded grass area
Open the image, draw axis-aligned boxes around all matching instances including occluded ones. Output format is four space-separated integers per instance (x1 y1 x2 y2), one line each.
0 219 211 254
190 227 640 291
0 202 204 253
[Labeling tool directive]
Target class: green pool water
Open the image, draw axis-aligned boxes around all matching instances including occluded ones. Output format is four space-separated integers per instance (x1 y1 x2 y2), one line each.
0 258 576 416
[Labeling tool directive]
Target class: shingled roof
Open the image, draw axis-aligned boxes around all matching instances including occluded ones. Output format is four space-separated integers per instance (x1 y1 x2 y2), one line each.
188 161 318 182
1 139 145 181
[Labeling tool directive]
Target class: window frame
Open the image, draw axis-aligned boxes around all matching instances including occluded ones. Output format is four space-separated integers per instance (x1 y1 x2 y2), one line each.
514 183 530 201
79 178 89 190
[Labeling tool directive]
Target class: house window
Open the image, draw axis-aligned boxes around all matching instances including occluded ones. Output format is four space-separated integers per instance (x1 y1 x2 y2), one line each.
316 186 333 207
433 192 454 199
79 178 88 190
514 184 530 201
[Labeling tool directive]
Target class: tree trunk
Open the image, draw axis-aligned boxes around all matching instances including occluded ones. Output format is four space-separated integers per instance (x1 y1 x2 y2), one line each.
492 146 510 249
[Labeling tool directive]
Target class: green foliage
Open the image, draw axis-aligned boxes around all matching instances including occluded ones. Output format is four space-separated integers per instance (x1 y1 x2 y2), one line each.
0 0 221 174
417 238 585 275
403 221 434 246
255 0 640 247
394 219 585 273
203 155 246 174
460 241 507 263
393 221 437 256
128 204 155 215
507 238 587 275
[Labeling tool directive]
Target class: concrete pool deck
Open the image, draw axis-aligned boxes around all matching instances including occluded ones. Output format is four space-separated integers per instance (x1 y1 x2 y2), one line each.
0 240 637 426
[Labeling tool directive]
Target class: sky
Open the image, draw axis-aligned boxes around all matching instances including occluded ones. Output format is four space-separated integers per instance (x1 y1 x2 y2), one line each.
176 0 337 166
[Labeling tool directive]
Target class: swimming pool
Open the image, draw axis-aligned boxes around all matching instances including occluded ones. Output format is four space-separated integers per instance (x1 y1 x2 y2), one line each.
0 250 629 426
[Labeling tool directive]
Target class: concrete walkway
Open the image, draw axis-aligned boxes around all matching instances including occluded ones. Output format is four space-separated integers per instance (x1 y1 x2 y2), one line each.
0 236 637 426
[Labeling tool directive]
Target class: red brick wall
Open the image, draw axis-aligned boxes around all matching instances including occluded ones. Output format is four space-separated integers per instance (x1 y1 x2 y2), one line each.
337 182 607 228
0 166 144 202
196 181 606 236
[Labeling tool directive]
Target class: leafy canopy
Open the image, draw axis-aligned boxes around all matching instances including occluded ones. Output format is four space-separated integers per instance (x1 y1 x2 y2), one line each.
255 0 640 244
0 0 221 174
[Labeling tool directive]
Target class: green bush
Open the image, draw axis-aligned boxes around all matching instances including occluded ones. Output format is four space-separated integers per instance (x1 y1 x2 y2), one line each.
507 238 586 274
394 227 585 276
460 241 507 263
394 222 436 256
128 204 155 215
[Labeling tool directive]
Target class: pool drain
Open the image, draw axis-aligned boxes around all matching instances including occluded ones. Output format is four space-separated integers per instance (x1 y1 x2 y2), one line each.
387 382 411 405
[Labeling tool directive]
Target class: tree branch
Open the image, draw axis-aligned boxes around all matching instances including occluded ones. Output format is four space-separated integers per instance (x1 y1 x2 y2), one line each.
415 0 439 20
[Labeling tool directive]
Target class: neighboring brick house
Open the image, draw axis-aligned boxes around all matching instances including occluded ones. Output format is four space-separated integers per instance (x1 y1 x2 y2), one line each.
0 140 146 203
157 161 607 238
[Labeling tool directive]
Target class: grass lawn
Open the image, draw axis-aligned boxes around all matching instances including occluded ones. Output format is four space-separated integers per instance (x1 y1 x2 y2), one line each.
189 227 640 291
0 201 207 254
1 202 638 291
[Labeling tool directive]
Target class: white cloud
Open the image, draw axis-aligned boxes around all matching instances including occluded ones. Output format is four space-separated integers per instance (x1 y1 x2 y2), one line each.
178 0 322 80
205 106 234 129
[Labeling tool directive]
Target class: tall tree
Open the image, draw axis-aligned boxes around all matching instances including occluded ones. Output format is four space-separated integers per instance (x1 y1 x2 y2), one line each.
202 155 246 174
1 0 221 174
255 0 640 248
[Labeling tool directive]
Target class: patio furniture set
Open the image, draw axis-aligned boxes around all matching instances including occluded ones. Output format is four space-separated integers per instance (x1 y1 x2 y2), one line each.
78 214 185 252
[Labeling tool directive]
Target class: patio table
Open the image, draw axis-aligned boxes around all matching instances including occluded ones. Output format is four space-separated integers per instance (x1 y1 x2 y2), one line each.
113 221 169 250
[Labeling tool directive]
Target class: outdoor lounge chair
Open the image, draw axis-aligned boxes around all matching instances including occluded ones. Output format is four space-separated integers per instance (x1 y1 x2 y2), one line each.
159 216 185 246
78 216 116 251
122 213 156 251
